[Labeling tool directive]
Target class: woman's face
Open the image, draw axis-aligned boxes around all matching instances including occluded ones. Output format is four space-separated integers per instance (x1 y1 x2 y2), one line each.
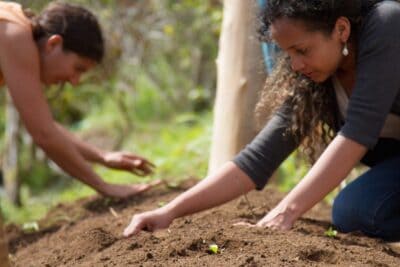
39 35 96 86
270 17 349 83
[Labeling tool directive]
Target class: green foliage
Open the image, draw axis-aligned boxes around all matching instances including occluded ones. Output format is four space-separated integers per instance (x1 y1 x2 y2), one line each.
275 151 309 192
0 0 221 224
1 111 212 224
1 185 50 224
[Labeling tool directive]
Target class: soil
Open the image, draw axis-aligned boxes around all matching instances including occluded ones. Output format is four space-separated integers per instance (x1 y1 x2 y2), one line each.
6 180 400 267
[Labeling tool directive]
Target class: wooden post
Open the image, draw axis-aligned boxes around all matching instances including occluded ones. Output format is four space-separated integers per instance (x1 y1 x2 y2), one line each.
208 0 266 173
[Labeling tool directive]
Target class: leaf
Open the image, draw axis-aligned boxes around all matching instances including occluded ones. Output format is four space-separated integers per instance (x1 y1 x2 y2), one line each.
209 244 218 254
158 201 167 207
324 226 338 238
22 222 39 233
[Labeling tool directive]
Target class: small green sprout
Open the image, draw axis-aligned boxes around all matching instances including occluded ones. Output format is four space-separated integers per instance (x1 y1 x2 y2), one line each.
324 226 338 238
167 182 179 189
22 222 39 233
158 201 167 207
209 244 219 254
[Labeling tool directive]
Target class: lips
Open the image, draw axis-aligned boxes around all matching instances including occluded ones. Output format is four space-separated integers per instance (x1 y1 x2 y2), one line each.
304 72 313 78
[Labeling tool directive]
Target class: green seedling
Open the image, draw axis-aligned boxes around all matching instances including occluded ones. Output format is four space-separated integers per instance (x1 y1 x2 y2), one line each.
22 222 39 233
324 226 338 238
158 201 167 207
209 244 219 254
167 182 179 189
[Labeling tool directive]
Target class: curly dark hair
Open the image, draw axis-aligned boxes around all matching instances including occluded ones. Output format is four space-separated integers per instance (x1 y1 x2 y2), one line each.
256 0 381 162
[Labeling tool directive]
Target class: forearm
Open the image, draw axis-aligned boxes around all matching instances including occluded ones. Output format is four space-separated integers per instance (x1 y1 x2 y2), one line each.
36 130 108 194
54 123 106 164
278 135 367 220
164 161 256 218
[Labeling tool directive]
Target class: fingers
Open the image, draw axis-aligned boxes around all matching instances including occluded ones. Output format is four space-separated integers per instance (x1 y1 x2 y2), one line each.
233 221 255 227
142 159 156 168
107 152 156 175
123 215 148 237
132 184 151 193
131 180 163 194
131 169 147 177
123 153 156 168
132 160 155 176
232 219 287 230
149 179 164 187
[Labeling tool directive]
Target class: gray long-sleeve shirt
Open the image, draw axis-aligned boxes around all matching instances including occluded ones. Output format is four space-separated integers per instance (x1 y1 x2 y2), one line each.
233 0 400 190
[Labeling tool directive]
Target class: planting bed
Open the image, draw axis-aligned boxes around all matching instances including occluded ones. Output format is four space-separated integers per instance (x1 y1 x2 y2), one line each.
7 180 400 266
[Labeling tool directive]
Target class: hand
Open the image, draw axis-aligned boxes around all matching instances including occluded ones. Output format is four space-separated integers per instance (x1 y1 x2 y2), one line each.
100 180 162 199
102 151 155 176
234 204 297 230
123 207 175 237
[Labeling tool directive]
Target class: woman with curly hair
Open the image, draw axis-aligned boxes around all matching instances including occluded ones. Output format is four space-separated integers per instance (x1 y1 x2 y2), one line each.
0 1 157 199
124 0 400 241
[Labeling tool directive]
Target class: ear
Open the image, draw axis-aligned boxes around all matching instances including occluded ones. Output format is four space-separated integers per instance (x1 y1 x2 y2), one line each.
44 34 63 53
333 17 351 43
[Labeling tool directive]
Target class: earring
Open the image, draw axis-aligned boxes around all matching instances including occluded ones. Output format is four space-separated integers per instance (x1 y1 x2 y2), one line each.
342 43 349 56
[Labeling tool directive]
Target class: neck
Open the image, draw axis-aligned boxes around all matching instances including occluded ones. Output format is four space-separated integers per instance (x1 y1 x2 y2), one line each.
335 43 356 95
337 42 356 74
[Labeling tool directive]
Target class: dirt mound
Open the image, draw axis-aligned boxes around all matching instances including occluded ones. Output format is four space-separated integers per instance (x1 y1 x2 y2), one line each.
6 183 400 266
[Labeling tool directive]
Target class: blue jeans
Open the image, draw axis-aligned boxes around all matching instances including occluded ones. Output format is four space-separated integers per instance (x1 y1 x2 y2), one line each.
332 155 400 241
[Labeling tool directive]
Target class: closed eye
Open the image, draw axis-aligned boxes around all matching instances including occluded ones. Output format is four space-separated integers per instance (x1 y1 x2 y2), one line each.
75 66 87 74
296 48 308 55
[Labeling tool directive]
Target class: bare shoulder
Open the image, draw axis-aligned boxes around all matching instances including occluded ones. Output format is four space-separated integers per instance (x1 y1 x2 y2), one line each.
0 20 37 59
0 20 41 91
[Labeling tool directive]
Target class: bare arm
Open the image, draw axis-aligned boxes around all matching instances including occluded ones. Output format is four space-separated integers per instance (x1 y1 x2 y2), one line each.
0 22 153 197
123 161 256 236
54 123 155 176
257 135 367 229
54 122 106 163
168 162 255 217
0 22 111 194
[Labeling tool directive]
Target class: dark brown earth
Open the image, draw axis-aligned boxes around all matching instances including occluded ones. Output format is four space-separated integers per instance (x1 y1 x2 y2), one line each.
6 180 400 267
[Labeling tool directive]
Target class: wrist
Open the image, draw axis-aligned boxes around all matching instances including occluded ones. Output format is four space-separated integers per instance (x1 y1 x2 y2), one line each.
162 201 181 220
277 201 302 222
92 179 110 195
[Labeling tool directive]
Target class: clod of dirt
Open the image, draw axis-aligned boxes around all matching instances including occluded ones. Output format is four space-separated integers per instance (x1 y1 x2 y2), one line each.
75 228 117 254
298 246 337 264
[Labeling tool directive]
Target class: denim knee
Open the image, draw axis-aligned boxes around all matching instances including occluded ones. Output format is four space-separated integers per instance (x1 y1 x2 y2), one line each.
332 190 359 233
332 187 377 234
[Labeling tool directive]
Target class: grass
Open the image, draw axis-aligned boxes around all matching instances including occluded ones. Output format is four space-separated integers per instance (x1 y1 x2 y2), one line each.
0 111 212 224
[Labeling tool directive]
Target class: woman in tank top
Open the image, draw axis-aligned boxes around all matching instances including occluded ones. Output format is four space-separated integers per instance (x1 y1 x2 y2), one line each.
0 1 157 198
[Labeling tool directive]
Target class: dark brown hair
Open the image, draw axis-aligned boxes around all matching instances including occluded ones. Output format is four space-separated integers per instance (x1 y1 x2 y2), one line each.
30 2 104 63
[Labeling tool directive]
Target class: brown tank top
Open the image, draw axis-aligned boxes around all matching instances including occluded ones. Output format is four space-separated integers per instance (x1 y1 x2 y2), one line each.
0 1 31 85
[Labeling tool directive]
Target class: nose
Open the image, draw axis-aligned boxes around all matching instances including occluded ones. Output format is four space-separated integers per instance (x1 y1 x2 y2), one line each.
290 55 305 72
